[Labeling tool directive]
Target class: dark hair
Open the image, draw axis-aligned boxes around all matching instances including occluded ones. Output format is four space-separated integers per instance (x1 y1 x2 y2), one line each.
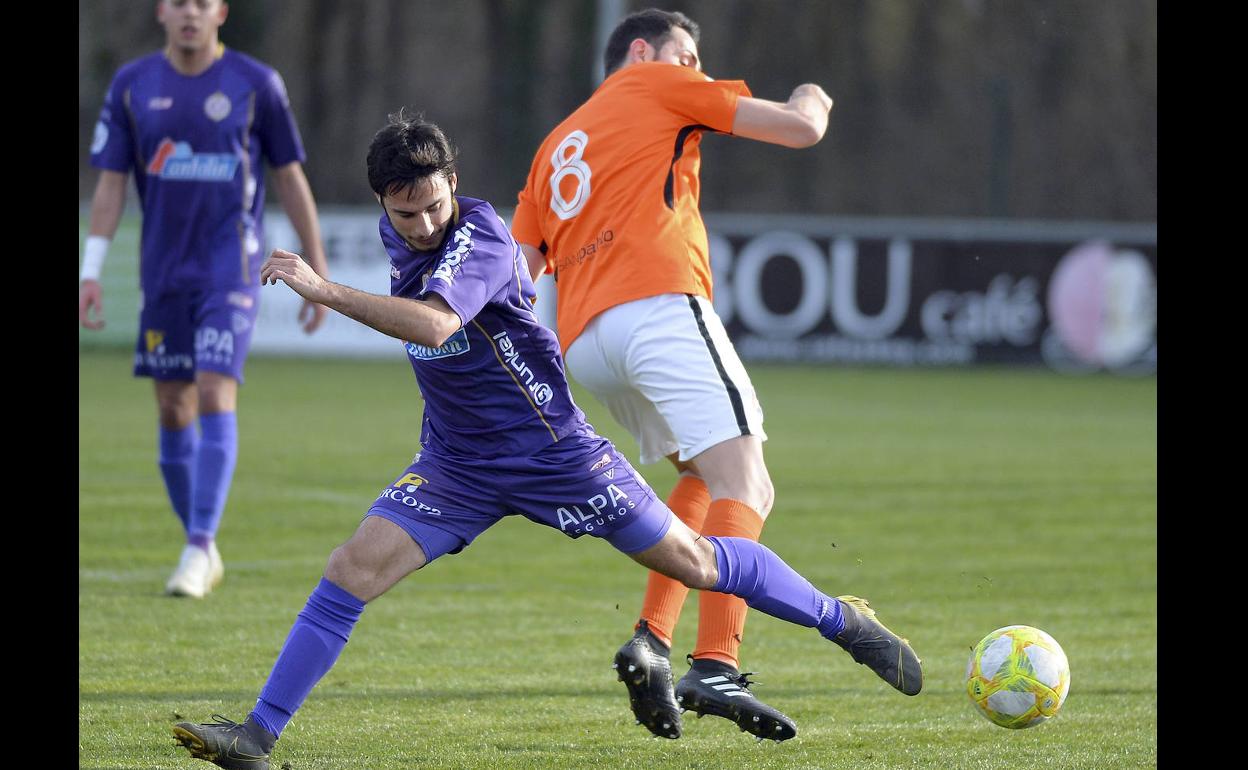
603 8 700 76
366 108 458 198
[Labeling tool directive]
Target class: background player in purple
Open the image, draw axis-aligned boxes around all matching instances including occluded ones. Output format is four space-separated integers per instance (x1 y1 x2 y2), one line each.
79 0 331 598
170 111 921 769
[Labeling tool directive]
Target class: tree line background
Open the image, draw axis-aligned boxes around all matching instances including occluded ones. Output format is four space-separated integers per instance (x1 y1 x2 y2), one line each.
78 0 1156 221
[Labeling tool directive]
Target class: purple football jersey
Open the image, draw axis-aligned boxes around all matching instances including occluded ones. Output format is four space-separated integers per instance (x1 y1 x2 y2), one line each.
382 196 597 459
90 49 305 292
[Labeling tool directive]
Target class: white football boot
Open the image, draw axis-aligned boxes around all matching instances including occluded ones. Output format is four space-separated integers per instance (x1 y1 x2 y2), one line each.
165 544 212 598
207 541 224 591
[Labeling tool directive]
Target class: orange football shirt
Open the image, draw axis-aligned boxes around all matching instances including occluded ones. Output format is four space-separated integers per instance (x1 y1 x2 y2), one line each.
512 62 751 351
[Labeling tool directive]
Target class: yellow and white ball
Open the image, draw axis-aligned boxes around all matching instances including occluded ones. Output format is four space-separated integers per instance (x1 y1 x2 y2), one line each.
966 625 1071 729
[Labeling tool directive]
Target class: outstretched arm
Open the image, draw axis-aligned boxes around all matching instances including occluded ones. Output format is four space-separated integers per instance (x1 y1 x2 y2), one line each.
271 161 330 334
79 170 128 330
731 84 834 148
261 248 461 349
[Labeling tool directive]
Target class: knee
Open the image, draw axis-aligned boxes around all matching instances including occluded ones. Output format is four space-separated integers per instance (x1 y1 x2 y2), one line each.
156 394 196 429
678 541 720 591
751 474 775 518
197 379 238 414
713 467 775 518
324 545 378 596
696 440 775 516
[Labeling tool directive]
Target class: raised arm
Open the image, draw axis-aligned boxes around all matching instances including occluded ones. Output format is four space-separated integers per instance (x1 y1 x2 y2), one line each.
79 169 129 330
261 248 462 349
731 84 834 149
270 161 330 333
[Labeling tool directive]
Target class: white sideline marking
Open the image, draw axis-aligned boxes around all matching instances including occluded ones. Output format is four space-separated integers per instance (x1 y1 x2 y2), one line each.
79 557 324 583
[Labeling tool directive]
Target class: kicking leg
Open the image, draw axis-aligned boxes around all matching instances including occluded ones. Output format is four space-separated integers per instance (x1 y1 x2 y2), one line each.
630 517 923 700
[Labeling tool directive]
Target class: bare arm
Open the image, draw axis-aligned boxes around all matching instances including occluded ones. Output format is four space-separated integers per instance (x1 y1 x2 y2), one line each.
261 248 462 348
270 161 330 333
79 170 129 330
731 84 833 148
519 243 547 283
87 170 127 239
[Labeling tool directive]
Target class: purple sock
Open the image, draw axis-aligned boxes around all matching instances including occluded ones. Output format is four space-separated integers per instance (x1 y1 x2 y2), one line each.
707 536 845 639
250 578 366 737
188 412 237 542
158 424 198 533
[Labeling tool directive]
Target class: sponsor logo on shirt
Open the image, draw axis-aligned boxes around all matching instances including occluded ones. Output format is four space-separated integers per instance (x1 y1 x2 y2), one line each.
148 96 173 110
204 91 232 122
391 264 401 279
555 483 637 535
405 328 470 361
376 472 442 515
492 330 553 405
146 137 239 182
589 452 612 471
554 228 614 273
431 221 478 284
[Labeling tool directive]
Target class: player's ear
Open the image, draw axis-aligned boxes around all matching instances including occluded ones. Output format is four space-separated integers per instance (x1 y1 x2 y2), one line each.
374 193 383 205
629 38 650 64
448 173 457 195
218 3 230 24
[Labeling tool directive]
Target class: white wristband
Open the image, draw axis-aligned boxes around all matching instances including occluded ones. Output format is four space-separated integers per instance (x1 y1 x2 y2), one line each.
80 235 110 282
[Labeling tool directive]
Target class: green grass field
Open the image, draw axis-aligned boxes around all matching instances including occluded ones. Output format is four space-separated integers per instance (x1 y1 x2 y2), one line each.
78 348 1156 769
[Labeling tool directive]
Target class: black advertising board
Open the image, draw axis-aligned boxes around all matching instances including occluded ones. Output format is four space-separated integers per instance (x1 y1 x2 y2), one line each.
703 216 1157 373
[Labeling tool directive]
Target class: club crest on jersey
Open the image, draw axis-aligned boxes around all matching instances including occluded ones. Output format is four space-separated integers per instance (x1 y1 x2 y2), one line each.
204 91 232 121
146 138 239 181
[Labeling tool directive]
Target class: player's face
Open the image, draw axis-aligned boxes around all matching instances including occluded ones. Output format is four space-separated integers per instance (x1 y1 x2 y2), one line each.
380 173 459 252
158 0 228 54
651 27 701 71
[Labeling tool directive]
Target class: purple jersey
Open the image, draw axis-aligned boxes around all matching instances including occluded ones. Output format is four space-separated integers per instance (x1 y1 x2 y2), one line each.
382 196 596 459
90 49 305 293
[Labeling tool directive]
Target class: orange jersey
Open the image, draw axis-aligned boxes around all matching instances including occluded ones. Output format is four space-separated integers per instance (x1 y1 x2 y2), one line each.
512 62 751 350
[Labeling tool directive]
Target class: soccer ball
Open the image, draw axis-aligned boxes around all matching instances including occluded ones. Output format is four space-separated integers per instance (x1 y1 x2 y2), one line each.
966 625 1070 729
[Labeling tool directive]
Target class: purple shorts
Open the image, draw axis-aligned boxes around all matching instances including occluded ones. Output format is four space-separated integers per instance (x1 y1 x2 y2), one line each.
366 435 674 564
133 287 260 382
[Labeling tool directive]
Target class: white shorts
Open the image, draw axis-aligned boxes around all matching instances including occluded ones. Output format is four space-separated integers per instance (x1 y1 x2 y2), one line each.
565 293 766 465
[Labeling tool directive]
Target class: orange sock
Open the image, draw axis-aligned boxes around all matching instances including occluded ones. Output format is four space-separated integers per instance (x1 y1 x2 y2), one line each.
693 499 766 667
637 475 711 648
